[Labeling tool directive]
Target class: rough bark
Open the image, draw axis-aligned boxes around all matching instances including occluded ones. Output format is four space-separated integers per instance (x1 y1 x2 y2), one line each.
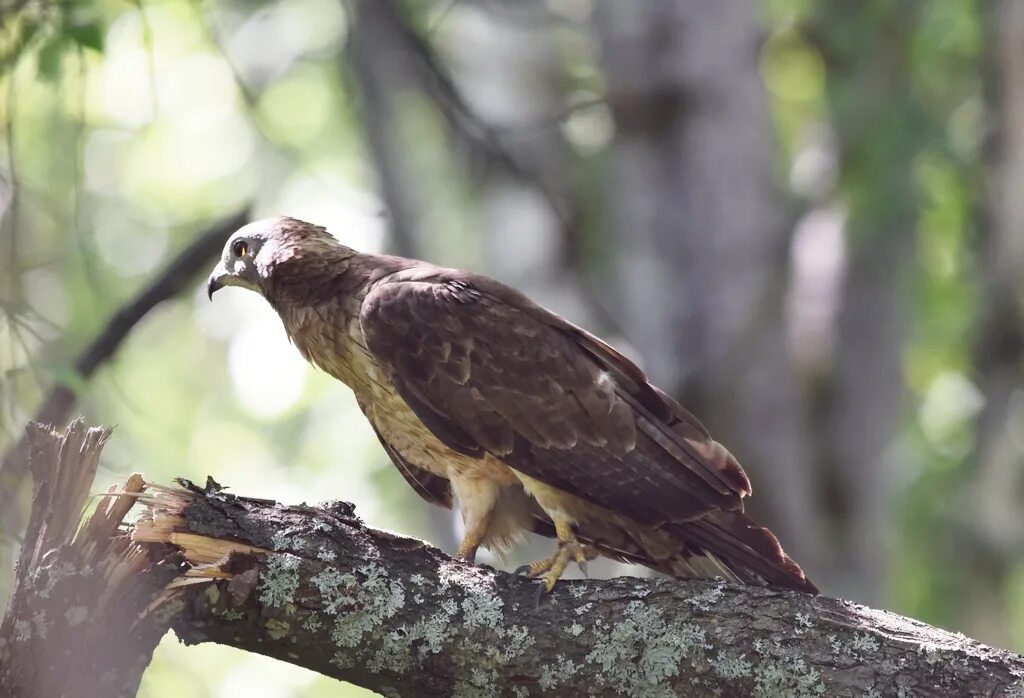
0 421 182 698
5 422 1024 697
159 480 1024 697
592 1 823 572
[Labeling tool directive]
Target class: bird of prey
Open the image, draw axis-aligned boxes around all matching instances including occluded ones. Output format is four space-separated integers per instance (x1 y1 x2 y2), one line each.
207 217 817 594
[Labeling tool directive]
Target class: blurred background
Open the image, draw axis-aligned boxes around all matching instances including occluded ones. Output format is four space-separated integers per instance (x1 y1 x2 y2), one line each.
0 0 1022 695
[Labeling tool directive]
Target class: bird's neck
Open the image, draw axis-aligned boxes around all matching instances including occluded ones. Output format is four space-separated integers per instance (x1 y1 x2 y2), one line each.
263 250 413 391
262 246 364 307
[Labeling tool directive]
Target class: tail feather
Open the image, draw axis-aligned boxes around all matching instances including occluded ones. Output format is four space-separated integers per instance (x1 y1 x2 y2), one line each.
531 509 817 594
670 512 817 593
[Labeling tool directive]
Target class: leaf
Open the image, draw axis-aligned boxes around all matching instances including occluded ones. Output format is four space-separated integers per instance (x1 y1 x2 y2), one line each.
66 21 104 53
36 37 69 82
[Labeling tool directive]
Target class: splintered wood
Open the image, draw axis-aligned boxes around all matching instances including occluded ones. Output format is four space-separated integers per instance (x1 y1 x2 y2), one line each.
132 483 267 577
0 421 184 698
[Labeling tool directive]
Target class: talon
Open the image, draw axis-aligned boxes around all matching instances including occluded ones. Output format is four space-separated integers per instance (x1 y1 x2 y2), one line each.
533 581 546 609
545 548 572 589
524 519 588 592
513 564 532 576
529 541 577 590
525 553 559 578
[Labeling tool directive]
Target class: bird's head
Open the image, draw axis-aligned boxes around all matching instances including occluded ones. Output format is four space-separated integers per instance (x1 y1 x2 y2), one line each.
207 216 342 301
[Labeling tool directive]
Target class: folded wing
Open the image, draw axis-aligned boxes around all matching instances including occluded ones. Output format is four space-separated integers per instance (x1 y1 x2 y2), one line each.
360 267 815 592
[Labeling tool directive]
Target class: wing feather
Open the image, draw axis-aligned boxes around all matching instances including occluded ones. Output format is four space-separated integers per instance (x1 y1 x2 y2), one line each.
361 404 454 509
360 268 813 592
360 271 741 525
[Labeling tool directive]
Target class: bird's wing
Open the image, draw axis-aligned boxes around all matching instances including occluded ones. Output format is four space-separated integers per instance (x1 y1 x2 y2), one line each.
370 423 453 509
360 269 814 591
360 271 744 522
354 394 454 509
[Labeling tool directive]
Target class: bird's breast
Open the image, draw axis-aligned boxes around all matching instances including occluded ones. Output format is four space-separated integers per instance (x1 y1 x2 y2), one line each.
281 305 518 487
282 307 375 389
360 378 519 487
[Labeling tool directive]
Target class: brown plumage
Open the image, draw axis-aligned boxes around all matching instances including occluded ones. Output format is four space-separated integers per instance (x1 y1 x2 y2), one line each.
208 216 817 594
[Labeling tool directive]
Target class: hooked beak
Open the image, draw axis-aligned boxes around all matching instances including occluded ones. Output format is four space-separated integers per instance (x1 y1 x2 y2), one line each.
207 261 228 301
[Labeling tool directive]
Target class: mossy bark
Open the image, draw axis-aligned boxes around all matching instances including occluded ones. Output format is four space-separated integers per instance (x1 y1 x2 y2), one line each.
164 478 1024 697
4 422 1024 697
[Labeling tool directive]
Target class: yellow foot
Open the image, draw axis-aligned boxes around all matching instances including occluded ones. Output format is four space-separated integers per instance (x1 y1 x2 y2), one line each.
454 540 478 563
525 539 592 592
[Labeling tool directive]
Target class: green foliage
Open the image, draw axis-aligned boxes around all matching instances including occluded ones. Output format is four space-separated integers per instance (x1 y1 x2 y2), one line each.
760 0 1000 659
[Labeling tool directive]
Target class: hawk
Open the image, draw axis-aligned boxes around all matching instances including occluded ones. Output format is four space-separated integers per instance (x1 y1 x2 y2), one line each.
207 217 816 593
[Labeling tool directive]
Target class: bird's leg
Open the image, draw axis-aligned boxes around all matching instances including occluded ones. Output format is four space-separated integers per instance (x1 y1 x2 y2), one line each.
455 510 494 562
450 474 498 563
526 518 594 592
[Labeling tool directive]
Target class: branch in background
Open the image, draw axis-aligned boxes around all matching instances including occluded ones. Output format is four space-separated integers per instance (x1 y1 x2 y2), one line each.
365 0 576 227
0 210 249 536
6 421 1023 697
0 421 182 698
3 62 18 302
1 56 22 441
347 0 593 254
346 0 625 334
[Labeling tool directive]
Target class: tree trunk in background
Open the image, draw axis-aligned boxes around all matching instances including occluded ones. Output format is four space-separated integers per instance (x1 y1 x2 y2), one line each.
446 3 593 326
963 0 1024 647
813 3 924 604
826 226 913 605
592 1 824 575
347 0 429 258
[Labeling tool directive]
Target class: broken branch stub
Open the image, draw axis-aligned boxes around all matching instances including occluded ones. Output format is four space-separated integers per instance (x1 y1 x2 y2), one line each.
0 421 182 698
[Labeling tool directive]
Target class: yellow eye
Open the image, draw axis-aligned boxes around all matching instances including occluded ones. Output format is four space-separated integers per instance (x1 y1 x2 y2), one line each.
232 239 249 258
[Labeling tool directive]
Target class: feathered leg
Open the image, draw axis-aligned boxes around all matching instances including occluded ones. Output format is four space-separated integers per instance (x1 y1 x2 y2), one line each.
510 471 596 590
450 473 498 562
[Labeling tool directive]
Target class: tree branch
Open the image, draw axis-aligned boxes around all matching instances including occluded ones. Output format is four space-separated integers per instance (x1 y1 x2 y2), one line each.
346 0 583 238
0 210 249 535
4 421 1024 697
0 421 182 697
147 482 1024 697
